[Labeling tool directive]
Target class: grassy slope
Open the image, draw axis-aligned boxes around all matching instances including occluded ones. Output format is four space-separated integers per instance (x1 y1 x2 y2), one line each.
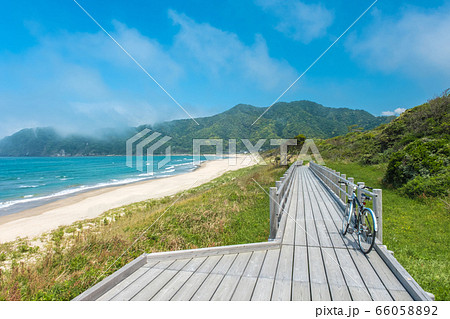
325 161 449 301
0 163 285 300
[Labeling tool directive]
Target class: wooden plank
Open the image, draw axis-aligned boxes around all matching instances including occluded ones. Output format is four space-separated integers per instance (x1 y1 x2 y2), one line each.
292 246 310 301
308 246 331 301
231 250 266 301
348 249 393 301
111 259 174 301
271 245 294 301
211 252 252 301
150 257 207 301
303 173 320 248
131 258 191 300
97 267 149 301
170 255 222 301
141 260 161 269
146 240 279 262
305 175 332 248
321 247 352 301
307 172 346 249
334 248 371 301
308 169 344 223
73 254 147 301
251 249 280 300
313 178 360 252
366 252 413 301
294 168 307 246
190 254 237 301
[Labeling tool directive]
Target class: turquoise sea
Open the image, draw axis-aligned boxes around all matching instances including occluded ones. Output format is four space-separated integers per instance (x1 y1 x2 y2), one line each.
0 156 204 216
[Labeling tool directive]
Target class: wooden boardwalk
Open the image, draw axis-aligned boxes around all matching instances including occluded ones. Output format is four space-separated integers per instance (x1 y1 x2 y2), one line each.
74 165 431 301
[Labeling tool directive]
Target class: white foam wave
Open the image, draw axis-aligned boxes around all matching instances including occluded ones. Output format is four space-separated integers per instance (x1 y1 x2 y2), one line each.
0 177 149 210
0 160 201 211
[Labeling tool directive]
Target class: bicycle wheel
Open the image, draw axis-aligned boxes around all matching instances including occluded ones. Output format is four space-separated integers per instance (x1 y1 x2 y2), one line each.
358 208 376 254
342 201 353 235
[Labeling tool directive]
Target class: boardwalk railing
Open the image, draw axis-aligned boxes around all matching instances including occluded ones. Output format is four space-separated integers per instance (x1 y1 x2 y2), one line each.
269 160 303 240
309 161 383 243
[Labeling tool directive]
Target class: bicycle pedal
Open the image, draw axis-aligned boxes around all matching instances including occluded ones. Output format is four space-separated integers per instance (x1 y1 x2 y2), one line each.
347 228 354 234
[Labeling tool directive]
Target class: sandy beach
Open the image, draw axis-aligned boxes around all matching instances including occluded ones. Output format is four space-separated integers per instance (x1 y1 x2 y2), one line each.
0 155 257 243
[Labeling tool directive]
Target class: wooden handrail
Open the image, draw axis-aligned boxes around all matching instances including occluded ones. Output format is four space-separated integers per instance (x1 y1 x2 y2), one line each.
309 161 383 243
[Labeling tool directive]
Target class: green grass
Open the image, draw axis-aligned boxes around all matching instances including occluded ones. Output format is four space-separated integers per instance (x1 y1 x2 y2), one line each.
325 161 450 301
0 163 285 300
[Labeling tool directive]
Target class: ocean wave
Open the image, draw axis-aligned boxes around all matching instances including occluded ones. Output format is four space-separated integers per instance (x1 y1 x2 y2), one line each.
138 172 154 177
0 177 150 210
172 162 194 167
0 160 201 211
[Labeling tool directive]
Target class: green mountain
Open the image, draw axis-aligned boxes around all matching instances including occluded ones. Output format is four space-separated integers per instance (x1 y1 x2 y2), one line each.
0 100 393 156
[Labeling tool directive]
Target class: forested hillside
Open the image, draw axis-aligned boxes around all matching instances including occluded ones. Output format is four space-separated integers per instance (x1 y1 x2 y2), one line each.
0 100 392 156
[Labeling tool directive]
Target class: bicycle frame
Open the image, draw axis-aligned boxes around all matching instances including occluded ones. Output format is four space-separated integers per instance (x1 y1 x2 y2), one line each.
346 189 377 233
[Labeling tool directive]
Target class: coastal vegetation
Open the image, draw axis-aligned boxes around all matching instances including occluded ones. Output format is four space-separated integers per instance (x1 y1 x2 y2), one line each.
0 100 392 156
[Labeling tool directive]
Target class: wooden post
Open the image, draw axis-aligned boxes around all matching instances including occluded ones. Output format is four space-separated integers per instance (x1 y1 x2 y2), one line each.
269 187 278 240
373 189 383 243
357 182 365 203
336 172 340 198
340 173 346 203
275 180 281 189
326 169 330 188
332 170 337 195
331 169 335 192
348 177 354 203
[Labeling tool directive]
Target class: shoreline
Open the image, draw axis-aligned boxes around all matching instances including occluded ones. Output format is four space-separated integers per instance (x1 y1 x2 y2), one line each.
0 163 201 217
0 155 256 243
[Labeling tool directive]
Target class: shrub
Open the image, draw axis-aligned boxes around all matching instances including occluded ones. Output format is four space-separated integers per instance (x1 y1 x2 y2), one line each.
384 138 450 188
401 169 450 198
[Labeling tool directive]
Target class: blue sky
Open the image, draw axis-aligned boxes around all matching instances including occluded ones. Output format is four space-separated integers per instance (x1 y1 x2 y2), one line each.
0 0 449 137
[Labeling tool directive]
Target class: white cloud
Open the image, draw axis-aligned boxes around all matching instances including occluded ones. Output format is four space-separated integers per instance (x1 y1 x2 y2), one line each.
394 107 406 114
169 10 297 91
381 107 406 116
255 0 334 43
347 5 450 81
